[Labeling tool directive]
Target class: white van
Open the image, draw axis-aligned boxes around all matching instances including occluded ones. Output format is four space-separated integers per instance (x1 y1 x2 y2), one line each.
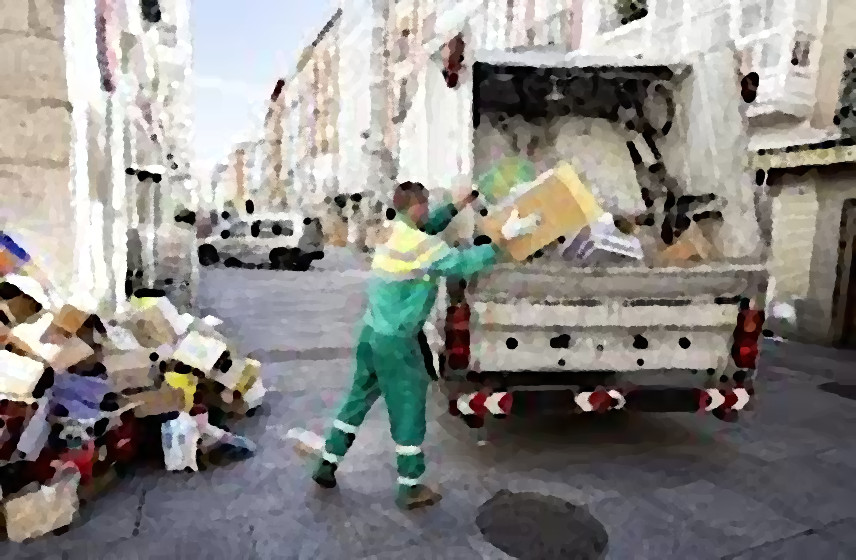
198 211 325 271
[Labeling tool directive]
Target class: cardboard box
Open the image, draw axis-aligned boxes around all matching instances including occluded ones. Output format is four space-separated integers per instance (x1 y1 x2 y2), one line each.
121 385 186 418
172 331 228 374
3 472 80 542
7 314 94 371
52 304 92 336
480 162 606 261
103 323 144 352
210 358 260 394
0 295 42 326
241 378 266 410
653 222 715 267
0 350 47 399
102 349 159 393
125 296 189 347
1 275 54 311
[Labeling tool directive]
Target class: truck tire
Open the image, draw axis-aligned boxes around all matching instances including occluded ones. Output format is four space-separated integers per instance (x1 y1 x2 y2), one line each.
270 247 296 270
198 244 219 267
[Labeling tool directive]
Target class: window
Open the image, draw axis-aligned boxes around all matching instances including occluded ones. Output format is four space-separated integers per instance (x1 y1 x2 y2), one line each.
791 33 812 67
615 0 648 26
738 0 775 38
140 0 161 24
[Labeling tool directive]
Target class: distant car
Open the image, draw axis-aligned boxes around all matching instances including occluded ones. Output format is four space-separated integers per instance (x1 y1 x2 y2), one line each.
197 212 325 271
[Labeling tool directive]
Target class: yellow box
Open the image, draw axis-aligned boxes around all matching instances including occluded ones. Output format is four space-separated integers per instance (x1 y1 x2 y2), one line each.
480 162 605 261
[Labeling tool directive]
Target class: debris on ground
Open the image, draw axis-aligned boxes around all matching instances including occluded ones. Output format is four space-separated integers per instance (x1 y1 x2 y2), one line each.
0 232 262 541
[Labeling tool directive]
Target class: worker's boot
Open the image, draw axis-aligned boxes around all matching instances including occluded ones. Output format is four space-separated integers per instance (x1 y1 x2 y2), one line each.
310 460 338 489
396 485 442 510
290 428 338 489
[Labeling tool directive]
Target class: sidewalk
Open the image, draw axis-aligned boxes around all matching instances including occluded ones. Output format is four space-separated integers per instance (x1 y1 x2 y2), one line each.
760 338 856 381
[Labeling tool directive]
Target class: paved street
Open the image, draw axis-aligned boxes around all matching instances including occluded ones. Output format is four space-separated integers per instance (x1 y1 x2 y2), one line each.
4 249 856 559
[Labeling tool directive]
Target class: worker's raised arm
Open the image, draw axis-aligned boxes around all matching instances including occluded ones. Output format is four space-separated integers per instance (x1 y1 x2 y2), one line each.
421 182 480 236
427 208 542 278
427 243 499 279
421 203 458 236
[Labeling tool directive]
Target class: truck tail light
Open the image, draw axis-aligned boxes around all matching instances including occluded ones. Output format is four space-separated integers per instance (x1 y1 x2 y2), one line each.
444 303 471 372
731 307 765 370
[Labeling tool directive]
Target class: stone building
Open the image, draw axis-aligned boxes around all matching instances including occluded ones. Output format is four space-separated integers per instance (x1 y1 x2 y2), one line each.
1 0 198 312
1 0 76 292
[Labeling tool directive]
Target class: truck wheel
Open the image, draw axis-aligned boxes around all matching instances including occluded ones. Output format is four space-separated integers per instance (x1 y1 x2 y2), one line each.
293 254 312 272
270 248 293 270
198 244 219 266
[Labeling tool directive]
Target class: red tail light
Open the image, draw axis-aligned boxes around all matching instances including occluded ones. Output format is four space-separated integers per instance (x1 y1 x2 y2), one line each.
444 303 471 371
731 308 765 369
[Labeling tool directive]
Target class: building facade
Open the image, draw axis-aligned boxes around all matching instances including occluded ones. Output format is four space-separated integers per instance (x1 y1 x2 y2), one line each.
1 0 75 293
7 0 201 313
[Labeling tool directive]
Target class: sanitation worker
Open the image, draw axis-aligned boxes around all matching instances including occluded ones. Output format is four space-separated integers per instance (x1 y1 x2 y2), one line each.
293 180 539 510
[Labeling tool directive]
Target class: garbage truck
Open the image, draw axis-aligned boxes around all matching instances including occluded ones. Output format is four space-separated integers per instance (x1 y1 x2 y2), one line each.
395 45 770 427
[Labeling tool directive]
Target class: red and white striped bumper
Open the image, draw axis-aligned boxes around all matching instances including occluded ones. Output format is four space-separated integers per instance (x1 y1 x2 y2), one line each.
453 391 513 417
450 387 751 417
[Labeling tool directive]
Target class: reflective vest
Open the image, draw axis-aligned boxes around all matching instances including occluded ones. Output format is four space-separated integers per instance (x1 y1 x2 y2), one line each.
370 220 451 280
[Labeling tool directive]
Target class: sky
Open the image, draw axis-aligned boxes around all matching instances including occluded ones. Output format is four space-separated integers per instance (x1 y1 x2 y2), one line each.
190 1 335 178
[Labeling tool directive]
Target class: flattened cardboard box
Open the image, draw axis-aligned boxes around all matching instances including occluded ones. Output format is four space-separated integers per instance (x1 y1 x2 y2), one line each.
480 162 605 261
210 358 260 393
52 304 92 335
102 349 159 393
121 385 186 418
653 222 716 267
3 471 80 542
172 331 228 374
7 313 94 372
0 350 47 399
0 295 42 326
125 297 189 347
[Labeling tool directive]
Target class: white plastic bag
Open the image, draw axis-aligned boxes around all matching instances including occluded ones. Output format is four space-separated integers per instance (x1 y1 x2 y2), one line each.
162 412 200 472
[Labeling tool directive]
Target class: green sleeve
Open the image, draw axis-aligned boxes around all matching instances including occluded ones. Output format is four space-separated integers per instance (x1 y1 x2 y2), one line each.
422 203 458 236
428 244 498 279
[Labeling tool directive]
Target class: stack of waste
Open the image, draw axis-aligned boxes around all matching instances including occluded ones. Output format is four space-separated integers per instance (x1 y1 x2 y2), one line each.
476 159 716 267
0 232 262 542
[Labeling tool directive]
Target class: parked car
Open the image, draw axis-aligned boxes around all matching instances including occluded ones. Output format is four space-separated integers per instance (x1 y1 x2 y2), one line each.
197 212 325 271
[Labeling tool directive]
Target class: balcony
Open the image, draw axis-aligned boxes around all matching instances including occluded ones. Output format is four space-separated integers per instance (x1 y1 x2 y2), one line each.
738 26 820 119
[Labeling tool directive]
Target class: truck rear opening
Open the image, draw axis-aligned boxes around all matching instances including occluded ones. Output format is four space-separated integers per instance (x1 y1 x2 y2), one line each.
420 51 768 426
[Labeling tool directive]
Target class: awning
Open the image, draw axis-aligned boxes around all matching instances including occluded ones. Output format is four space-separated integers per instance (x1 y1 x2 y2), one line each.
750 138 856 169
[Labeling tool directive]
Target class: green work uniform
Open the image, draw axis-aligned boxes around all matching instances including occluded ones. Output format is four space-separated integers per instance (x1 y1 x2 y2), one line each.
320 203 498 493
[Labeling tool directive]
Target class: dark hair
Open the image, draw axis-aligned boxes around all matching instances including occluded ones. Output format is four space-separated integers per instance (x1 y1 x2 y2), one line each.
393 181 428 213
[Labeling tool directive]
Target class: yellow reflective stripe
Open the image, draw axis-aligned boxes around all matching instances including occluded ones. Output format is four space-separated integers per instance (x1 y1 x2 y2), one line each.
385 222 426 253
415 239 449 264
372 239 449 276
372 221 449 277
131 297 158 311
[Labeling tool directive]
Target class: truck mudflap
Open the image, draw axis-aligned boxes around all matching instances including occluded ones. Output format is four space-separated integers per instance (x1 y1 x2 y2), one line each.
449 385 752 423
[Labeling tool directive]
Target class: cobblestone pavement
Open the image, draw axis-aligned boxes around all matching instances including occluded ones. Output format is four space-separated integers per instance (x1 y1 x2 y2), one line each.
4 256 856 559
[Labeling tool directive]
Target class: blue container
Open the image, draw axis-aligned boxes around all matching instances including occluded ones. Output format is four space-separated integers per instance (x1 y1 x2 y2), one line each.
0 233 30 262
52 374 111 409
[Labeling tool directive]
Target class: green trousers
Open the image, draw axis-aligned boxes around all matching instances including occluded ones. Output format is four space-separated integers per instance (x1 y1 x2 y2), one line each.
322 326 430 492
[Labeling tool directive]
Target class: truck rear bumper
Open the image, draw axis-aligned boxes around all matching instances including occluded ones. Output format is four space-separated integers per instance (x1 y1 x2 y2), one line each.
448 385 752 422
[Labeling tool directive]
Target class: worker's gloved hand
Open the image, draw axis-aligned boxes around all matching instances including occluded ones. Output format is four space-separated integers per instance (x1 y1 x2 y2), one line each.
451 179 479 209
501 209 540 240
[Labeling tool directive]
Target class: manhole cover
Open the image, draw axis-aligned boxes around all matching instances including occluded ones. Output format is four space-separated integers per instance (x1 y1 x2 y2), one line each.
476 491 608 560
818 382 856 401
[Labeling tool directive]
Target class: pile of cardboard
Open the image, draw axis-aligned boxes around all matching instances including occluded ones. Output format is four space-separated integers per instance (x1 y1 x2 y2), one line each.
0 234 263 542
477 161 715 267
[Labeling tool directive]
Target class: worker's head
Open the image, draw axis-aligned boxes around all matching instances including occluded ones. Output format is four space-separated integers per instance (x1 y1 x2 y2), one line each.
393 181 429 227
